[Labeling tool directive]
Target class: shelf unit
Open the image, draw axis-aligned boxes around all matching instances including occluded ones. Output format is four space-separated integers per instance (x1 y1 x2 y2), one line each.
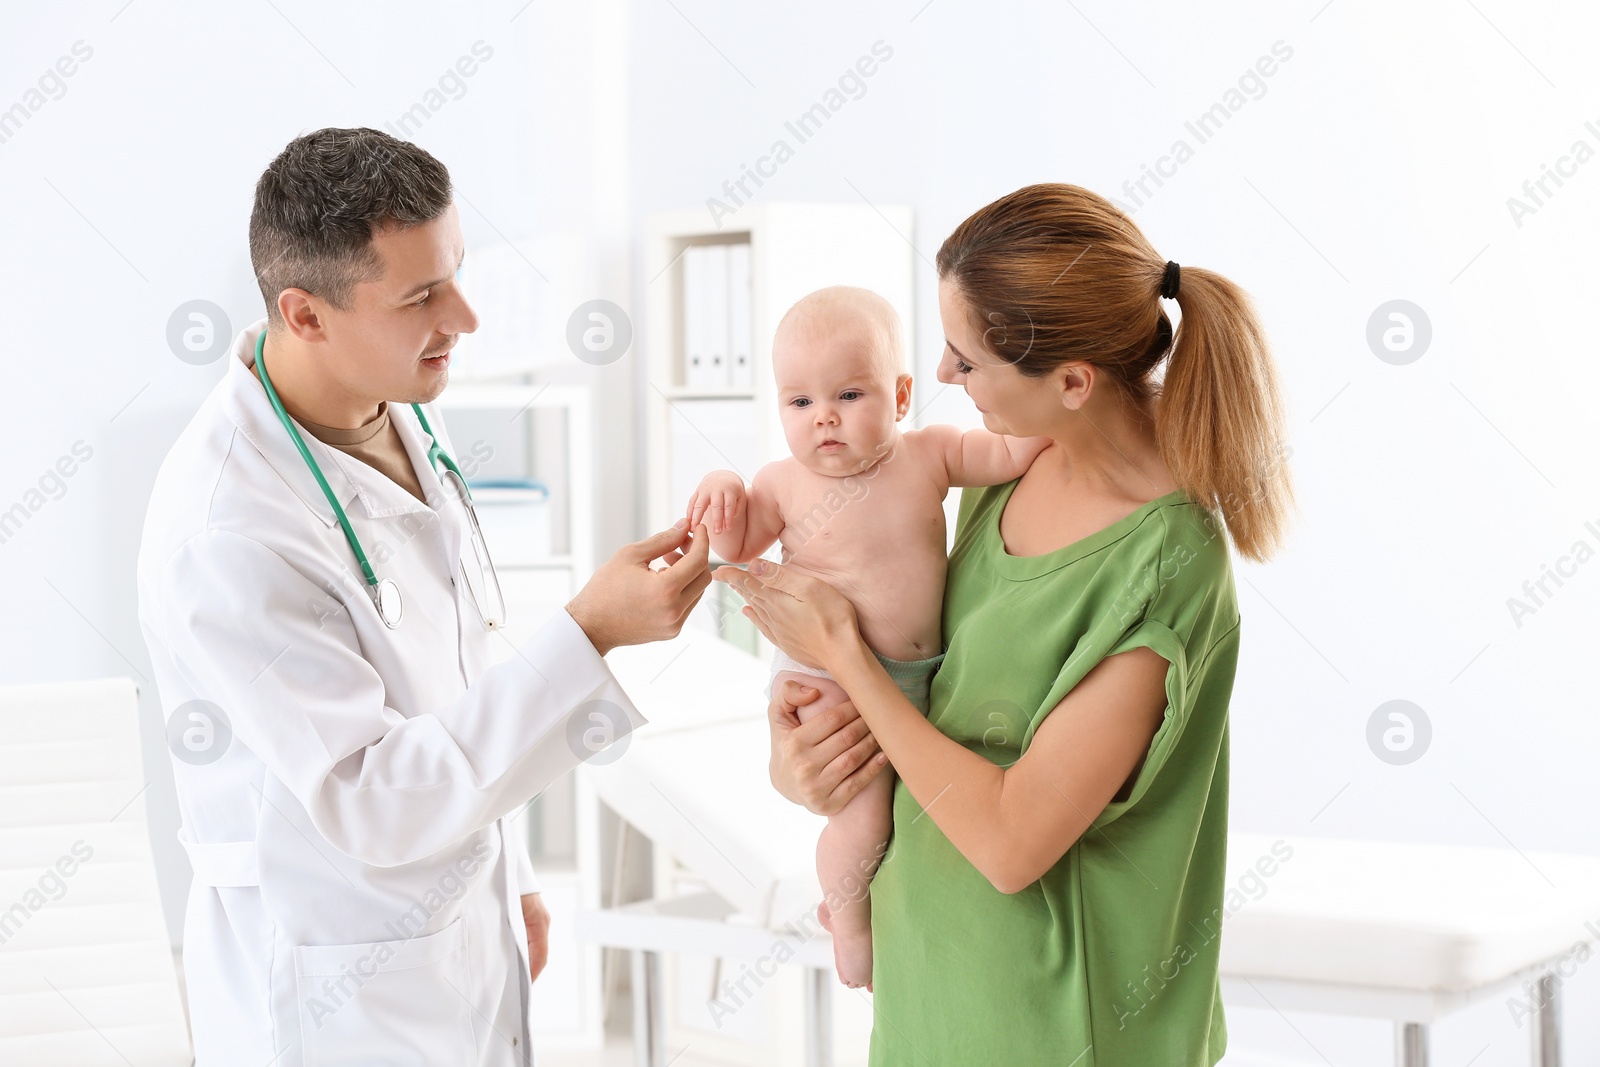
433 381 605 1048
436 381 594 574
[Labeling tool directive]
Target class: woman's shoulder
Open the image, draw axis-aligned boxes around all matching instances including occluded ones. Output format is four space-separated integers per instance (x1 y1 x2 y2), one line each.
1155 494 1231 563
1134 495 1241 635
1088 489 1229 568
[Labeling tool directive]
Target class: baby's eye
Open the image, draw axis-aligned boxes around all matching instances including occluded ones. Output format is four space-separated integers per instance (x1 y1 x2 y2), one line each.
840 391 862 401
791 397 811 408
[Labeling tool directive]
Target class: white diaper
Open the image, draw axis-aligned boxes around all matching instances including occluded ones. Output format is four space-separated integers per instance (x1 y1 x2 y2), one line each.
764 645 946 714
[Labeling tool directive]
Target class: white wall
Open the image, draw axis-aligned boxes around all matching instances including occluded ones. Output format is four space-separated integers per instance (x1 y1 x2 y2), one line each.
6 0 1600 1063
622 1 1600 1064
0 0 635 951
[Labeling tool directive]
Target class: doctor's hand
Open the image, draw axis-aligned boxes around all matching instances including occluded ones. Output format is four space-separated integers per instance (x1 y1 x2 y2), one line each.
565 520 712 656
521 893 550 983
767 679 887 817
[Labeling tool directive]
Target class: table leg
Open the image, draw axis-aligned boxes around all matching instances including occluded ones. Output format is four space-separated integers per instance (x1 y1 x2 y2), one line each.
1395 1022 1428 1067
632 949 664 1067
803 966 833 1067
1531 972 1561 1067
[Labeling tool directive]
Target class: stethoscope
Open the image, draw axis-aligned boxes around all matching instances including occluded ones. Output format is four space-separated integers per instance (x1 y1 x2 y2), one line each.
253 329 504 631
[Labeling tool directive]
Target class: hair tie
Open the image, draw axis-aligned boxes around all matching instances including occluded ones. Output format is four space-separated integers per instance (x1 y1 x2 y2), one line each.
1160 260 1181 300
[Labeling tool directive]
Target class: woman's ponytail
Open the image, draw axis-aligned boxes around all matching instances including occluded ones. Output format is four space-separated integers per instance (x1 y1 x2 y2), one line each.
1158 266 1293 562
936 183 1294 562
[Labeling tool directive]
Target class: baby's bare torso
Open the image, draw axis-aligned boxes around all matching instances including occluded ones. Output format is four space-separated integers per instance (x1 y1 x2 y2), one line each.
764 431 948 662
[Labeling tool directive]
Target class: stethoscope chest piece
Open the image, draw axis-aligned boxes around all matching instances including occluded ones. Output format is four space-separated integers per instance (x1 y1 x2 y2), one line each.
374 578 403 629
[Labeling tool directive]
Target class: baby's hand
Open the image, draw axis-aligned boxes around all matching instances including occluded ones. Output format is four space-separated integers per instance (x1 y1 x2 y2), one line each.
687 471 746 535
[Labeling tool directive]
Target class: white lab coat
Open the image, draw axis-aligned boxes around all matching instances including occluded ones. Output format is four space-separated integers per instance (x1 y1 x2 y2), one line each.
136 318 644 1066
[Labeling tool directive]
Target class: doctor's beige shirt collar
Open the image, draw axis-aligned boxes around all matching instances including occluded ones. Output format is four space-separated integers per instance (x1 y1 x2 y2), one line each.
221 318 443 529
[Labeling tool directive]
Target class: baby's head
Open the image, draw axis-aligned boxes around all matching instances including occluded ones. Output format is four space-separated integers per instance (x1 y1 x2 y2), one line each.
772 286 911 477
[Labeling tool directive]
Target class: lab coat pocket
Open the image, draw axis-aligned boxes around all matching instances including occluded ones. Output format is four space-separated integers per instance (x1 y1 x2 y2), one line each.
293 915 476 1066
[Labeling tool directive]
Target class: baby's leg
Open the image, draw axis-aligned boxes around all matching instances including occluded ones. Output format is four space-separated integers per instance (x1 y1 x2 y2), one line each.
778 669 894 989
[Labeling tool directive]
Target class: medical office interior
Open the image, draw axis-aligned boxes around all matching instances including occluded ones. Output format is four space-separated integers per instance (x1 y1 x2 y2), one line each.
4 1 1600 1064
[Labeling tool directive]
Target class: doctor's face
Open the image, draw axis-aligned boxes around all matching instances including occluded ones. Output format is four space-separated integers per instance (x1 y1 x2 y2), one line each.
325 202 480 405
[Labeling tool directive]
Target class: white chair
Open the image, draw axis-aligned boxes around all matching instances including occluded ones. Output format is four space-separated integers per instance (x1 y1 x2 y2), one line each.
1221 832 1600 1067
0 677 192 1066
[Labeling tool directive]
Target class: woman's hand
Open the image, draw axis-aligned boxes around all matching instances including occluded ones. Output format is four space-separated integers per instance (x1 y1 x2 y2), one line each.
713 559 861 671
767 678 888 815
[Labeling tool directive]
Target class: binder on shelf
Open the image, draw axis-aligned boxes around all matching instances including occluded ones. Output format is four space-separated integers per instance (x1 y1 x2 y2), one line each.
702 244 729 389
681 244 710 389
727 242 753 389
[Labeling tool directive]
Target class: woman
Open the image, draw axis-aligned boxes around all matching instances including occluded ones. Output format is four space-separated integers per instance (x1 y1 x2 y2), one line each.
714 183 1292 1065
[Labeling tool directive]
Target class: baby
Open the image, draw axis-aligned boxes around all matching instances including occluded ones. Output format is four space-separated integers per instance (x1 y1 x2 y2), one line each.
686 286 1052 988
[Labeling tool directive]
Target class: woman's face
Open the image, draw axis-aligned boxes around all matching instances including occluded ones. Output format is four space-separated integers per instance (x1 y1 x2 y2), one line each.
935 277 1065 440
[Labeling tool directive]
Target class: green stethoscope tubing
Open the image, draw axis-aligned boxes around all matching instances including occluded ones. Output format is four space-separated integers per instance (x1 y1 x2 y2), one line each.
253 329 472 623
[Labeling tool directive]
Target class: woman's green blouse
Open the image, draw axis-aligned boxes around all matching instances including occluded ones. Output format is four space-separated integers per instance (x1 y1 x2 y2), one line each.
868 479 1242 1066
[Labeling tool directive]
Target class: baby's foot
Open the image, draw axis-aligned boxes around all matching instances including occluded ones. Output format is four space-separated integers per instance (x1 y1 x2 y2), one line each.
817 899 874 988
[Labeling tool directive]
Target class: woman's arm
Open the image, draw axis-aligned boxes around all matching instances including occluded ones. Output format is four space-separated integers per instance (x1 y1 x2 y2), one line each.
719 560 1169 894
827 636 1168 894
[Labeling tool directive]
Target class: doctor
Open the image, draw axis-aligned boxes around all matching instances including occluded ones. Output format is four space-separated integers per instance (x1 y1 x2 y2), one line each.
136 127 710 1065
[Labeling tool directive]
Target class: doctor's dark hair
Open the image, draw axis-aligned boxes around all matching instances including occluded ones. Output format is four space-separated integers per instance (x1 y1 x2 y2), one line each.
936 183 1293 562
249 127 452 328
